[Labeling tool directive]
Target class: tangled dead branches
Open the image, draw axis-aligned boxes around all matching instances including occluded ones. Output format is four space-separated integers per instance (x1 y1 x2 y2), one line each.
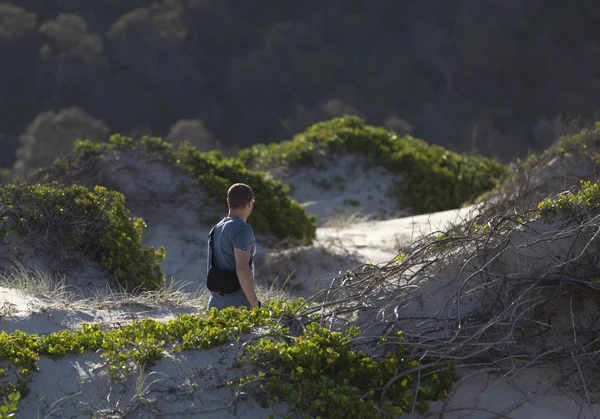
296 200 600 414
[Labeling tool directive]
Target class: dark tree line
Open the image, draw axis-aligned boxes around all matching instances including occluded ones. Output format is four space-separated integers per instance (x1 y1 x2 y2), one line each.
1 0 600 171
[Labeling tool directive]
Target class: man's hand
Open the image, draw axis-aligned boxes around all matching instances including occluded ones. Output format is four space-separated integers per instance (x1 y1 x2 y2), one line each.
251 299 261 309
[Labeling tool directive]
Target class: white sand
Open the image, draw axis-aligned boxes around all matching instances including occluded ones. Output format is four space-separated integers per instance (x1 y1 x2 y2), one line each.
266 154 408 226
419 364 600 419
316 204 478 264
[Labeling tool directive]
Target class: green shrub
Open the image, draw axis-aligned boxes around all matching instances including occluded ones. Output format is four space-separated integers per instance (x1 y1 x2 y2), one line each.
238 323 459 418
0 182 166 291
37 135 316 244
537 180 600 216
238 116 508 214
0 390 19 419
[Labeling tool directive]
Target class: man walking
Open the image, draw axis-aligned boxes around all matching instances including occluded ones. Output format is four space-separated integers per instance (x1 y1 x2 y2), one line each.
206 183 260 310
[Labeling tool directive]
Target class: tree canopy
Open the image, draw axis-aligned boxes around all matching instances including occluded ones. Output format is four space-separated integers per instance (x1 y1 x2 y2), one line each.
1 0 599 170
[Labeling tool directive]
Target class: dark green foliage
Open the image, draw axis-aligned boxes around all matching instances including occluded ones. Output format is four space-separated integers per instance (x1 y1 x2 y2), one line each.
239 116 508 214
39 135 317 244
0 182 166 291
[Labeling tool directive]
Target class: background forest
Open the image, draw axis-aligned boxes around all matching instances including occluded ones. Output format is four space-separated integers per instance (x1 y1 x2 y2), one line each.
2 0 600 175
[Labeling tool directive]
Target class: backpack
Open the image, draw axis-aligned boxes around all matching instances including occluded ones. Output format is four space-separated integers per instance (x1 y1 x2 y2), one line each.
206 226 242 295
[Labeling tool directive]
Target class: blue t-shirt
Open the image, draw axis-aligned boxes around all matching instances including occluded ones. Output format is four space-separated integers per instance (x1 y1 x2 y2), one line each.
207 216 256 274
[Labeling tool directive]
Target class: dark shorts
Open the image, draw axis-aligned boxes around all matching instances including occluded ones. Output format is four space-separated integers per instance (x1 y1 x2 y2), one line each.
207 289 251 311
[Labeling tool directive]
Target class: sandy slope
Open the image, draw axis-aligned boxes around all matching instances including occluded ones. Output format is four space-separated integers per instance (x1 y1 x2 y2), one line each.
316 205 478 263
267 154 408 226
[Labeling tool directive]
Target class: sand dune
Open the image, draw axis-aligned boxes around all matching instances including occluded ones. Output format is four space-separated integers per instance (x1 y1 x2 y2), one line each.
3 132 600 418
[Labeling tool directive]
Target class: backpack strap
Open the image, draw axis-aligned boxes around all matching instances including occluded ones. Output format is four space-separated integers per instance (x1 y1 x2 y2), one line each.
208 226 217 269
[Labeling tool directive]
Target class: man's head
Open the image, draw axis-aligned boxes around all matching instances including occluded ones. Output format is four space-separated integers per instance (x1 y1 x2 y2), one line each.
227 183 254 216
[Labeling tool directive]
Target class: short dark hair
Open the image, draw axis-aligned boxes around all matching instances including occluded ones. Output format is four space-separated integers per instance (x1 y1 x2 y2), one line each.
227 183 254 209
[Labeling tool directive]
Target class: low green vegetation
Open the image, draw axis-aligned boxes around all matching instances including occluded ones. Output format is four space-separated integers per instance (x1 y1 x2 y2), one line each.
38 135 316 244
238 116 508 214
0 299 459 418
537 180 600 216
239 324 459 419
0 182 166 291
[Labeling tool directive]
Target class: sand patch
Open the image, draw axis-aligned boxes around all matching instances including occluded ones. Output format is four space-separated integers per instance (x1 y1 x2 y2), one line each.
18 330 295 418
0 234 119 297
316 205 478 264
417 362 600 419
266 154 407 226
254 244 364 299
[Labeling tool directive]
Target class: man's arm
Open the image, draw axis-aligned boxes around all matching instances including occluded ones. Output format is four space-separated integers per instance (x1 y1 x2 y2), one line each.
234 248 259 308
